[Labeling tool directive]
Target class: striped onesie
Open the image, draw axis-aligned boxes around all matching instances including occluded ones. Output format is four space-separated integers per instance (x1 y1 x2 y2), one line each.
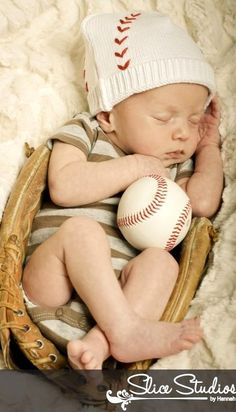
24 112 194 347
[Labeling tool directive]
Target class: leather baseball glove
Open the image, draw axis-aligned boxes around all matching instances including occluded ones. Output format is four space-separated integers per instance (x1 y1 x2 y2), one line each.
0 144 218 371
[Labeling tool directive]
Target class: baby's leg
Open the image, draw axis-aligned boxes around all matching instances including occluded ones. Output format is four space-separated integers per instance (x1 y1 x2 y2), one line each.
66 227 202 368
23 215 126 368
68 248 179 367
119 247 179 320
23 231 73 308
108 248 202 363
24 215 202 368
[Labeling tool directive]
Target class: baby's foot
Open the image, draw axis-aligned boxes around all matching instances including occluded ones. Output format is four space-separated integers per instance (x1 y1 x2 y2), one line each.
67 327 110 370
164 318 203 355
109 317 203 363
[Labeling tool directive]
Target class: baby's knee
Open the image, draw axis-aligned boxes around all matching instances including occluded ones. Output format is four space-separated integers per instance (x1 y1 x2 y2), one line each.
59 216 104 241
122 247 179 285
141 247 179 280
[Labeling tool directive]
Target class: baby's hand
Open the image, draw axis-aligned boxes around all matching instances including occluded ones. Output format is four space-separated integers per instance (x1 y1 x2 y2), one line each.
134 154 169 179
196 96 221 154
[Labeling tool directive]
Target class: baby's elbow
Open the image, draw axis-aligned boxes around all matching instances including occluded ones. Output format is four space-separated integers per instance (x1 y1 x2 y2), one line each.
49 179 69 207
192 199 219 218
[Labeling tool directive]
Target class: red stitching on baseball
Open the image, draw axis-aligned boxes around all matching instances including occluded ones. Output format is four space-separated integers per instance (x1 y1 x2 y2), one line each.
117 175 168 228
165 200 191 251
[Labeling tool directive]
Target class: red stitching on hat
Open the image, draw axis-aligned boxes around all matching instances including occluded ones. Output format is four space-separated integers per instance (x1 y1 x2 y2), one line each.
120 19 132 25
117 60 131 70
124 16 137 21
83 70 89 92
115 36 128 45
131 12 141 17
115 47 128 58
117 26 130 32
114 12 142 71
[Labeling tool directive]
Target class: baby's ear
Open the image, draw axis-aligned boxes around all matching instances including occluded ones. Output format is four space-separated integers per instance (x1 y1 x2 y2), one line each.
96 111 114 133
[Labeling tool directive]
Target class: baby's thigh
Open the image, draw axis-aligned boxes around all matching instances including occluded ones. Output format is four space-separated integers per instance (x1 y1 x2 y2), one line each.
22 229 73 307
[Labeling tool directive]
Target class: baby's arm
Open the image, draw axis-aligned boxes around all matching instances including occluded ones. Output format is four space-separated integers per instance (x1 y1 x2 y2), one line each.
177 97 224 217
48 141 167 206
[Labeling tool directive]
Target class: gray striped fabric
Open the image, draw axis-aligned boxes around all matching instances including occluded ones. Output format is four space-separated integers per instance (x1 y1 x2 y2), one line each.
24 112 194 348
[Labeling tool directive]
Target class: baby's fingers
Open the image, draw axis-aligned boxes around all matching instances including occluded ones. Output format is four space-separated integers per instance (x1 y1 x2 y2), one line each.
210 95 221 119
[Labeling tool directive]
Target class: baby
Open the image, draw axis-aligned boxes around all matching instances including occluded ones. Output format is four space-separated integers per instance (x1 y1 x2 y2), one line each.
22 12 223 370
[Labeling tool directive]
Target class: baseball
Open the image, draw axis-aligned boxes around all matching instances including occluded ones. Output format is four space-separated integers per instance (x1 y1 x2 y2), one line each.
117 175 192 251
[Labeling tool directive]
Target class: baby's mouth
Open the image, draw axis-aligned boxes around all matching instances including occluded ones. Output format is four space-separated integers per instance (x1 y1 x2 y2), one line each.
166 150 184 158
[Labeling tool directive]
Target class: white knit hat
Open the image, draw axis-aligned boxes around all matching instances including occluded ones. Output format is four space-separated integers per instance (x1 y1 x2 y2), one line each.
82 11 215 115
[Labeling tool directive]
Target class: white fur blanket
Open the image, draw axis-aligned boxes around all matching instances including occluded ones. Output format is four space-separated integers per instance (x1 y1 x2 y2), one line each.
0 0 236 370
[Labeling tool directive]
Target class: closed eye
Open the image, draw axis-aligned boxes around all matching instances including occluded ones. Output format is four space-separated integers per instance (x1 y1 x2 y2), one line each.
189 116 202 125
154 116 171 123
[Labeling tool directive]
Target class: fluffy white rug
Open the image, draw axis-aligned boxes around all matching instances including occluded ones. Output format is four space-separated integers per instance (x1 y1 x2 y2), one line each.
0 0 236 370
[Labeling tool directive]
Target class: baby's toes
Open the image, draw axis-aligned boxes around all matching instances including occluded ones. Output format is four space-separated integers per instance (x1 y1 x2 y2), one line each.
81 350 101 370
67 340 80 358
81 350 94 365
180 340 194 351
86 358 100 369
184 331 202 344
182 319 203 335
182 318 200 328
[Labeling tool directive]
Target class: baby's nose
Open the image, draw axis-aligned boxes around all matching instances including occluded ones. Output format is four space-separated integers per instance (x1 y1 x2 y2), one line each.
172 120 190 141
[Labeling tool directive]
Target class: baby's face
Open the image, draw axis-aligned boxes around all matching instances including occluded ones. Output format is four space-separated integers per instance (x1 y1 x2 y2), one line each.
107 83 209 167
